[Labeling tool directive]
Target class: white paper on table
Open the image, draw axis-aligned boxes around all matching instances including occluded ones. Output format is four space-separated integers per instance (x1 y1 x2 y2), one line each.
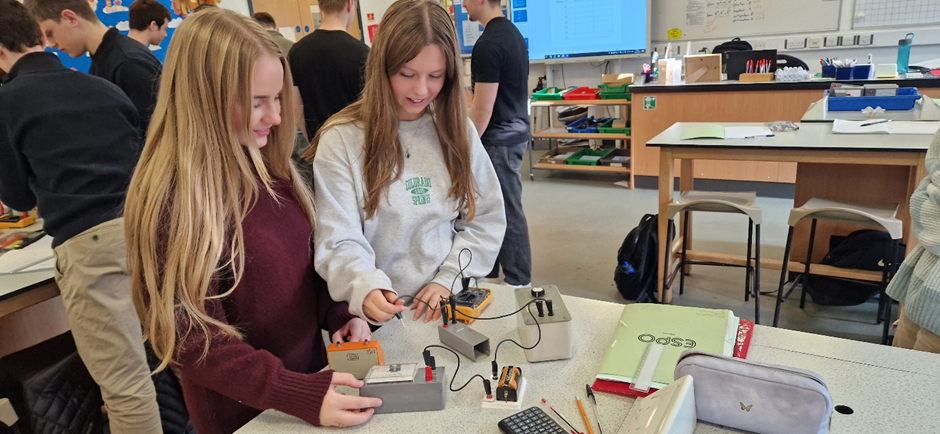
832 119 891 134
723 126 775 139
887 121 940 135
0 236 54 274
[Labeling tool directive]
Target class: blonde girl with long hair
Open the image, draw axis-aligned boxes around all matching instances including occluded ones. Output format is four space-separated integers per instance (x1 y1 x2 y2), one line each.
124 9 380 433
307 0 507 325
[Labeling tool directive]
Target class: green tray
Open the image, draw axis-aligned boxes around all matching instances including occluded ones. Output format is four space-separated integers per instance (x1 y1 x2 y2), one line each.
598 119 630 135
532 86 575 101
598 83 631 101
567 149 613 166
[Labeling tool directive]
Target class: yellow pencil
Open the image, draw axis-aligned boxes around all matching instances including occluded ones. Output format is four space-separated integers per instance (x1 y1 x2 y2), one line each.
577 396 595 434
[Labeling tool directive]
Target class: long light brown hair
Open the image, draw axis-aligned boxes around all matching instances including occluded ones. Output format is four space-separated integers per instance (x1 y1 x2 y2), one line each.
303 0 478 220
124 8 314 372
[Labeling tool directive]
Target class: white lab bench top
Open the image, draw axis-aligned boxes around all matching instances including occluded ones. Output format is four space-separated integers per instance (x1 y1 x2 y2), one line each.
235 287 940 434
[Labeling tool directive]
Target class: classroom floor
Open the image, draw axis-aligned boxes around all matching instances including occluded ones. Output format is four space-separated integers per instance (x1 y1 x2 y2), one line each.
519 154 890 344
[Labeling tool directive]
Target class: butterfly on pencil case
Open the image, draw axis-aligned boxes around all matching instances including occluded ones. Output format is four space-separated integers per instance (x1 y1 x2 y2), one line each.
739 402 753 412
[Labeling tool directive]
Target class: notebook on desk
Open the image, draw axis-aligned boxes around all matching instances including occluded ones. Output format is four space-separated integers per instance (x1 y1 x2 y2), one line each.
592 304 754 398
680 124 775 140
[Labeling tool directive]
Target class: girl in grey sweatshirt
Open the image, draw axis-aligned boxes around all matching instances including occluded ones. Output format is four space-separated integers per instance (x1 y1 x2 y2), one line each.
309 0 507 325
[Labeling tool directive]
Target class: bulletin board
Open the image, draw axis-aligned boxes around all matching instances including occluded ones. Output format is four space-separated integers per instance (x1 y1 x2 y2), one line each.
651 0 842 42
55 0 250 72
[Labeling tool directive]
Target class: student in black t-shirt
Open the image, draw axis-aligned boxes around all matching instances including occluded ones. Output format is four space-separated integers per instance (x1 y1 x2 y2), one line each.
466 0 532 288
289 0 369 141
26 0 162 136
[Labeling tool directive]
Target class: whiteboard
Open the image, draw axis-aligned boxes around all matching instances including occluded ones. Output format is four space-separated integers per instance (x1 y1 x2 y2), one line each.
853 0 940 29
652 0 842 42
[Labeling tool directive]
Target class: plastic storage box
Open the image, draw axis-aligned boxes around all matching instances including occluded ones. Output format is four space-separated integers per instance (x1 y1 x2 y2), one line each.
598 83 631 100
826 87 920 111
567 149 613 166
563 86 600 100
599 149 631 167
598 118 630 135
532 86 575 102
566 117 610 133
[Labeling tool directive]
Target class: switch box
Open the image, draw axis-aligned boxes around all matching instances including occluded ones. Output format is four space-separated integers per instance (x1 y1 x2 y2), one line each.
825 36 840 47
807 37 823 49
841 35 857 46
515 285 572 362
785 38 806 49
858 34 874 46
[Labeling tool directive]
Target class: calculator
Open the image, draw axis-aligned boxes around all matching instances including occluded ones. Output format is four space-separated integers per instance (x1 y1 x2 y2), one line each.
498 406 568 434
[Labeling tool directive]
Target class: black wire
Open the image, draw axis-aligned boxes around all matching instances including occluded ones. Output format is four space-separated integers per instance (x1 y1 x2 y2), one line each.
492 302 541 363
423 344 488 392
450 248 473 295
393 294 439 311
561 64 566 88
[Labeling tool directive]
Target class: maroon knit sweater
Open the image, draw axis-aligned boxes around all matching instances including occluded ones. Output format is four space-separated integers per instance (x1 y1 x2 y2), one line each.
175 182 355 434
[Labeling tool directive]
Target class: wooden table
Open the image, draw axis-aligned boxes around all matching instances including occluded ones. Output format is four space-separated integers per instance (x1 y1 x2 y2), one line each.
236 288 940 434
648 122 932 304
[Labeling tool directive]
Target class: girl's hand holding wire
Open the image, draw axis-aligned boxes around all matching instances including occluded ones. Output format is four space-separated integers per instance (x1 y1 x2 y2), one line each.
363 289 407 323
411 282 449 323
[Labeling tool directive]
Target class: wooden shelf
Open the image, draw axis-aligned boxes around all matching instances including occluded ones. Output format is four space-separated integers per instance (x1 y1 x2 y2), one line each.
682 250 884 283
533 127 630 140
532 163 630 174
531 99 630 107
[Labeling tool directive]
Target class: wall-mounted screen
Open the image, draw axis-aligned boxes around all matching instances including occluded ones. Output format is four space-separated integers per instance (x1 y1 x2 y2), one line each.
510 0 650 62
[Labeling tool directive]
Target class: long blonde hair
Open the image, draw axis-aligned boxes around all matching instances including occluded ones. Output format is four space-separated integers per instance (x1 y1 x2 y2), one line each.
302 0 478 220
124 9 314 373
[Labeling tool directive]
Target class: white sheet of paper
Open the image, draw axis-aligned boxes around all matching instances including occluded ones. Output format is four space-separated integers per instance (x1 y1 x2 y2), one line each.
0 236 54 274
461 20 483 46
888 121 940 135
832 119 891 134
723 126 775 139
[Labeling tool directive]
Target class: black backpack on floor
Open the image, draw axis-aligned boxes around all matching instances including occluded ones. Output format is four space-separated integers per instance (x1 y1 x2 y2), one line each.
615 214 671 303
805 230 905 306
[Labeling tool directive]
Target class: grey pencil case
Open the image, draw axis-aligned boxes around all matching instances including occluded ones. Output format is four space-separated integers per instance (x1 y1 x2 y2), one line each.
674 350 833 434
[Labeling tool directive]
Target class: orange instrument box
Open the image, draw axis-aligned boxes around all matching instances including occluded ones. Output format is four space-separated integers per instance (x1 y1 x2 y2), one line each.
326 340 385 380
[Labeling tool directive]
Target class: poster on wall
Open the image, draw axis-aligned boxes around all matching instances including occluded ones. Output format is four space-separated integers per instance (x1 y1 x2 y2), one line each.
55 0 249 72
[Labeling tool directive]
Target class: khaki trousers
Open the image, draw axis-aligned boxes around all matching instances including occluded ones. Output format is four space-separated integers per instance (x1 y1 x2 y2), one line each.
894 312 940 355
53 218 161 434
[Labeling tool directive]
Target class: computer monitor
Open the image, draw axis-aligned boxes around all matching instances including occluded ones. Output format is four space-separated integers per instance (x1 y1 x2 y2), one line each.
510 0 650 63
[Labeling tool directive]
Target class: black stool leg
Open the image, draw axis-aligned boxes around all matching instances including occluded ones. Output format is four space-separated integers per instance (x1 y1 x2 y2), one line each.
799 219 818 310
882 239 899 345
754 223 761 325
745 221 753 302
679 211 689 295
774 226 795 327
662 218 674 301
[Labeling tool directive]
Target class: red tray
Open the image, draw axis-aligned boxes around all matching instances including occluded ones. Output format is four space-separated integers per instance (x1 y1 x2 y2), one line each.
563 86 600 100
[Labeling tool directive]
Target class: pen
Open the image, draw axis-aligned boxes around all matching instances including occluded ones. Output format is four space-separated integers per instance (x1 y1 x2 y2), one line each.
860 119 890 127
577 396 595 434
586 385 603 434
543 399 581 434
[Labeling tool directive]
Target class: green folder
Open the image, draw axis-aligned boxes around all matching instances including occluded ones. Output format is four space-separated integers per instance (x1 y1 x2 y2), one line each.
596 304 733 389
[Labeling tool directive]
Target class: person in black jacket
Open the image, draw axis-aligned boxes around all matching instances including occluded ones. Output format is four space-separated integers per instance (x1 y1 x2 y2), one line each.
0 1 162 433
25 0 162 136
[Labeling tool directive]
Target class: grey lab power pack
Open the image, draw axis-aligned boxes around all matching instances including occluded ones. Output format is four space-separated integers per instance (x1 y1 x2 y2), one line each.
515 285 572 362
359 366 446 414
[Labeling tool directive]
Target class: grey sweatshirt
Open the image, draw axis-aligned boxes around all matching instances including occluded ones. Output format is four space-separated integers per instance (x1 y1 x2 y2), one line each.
312 114 507 321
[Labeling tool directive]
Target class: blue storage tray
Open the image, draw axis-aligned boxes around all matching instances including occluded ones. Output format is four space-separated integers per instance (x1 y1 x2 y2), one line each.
826 88 921 111
566 117 611 133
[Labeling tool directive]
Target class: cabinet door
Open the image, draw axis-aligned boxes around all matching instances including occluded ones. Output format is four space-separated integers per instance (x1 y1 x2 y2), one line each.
251 0 305 41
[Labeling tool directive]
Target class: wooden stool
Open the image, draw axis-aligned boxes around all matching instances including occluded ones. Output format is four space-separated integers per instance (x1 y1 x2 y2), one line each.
773 198 902 344
663 191 763 324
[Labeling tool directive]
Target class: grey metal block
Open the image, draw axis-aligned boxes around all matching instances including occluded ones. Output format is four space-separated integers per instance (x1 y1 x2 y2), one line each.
438 323 490 361
360 367 446 414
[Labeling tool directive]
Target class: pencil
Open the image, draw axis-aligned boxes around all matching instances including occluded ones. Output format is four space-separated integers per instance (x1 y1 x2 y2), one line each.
577 397 595 434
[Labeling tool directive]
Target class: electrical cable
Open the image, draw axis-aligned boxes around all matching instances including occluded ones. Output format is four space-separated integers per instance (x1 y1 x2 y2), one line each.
423 344 488 392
